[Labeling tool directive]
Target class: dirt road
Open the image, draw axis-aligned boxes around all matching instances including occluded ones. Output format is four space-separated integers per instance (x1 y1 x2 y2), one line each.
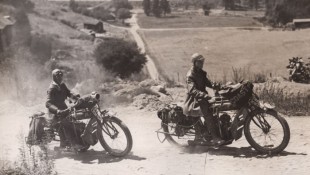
0 101 309 175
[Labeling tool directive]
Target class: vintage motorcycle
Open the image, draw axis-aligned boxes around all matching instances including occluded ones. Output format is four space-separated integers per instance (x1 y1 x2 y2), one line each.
286 57 310 83
27 92 133 157
156 81 290 154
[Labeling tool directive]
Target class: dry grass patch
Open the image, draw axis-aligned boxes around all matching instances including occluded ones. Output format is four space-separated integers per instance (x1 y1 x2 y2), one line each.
139 28 310 83
255 82 310 116
137 12 262 29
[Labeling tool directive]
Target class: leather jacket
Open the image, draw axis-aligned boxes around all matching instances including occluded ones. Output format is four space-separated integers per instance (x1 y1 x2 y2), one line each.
186 67 213 99
183 67 213 116
45 82 72 114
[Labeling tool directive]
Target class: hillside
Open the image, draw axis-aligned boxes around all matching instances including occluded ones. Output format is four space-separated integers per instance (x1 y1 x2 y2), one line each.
0 0 133 103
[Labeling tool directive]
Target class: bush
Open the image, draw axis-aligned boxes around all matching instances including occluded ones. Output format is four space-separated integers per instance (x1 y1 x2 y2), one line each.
0 133 57 175
252 72 267 83
265 0 310 25
256 83 310 116
91 6 116 21
230 67 267 83
94 38 147 78
60 19 77 29
117 8 131 23
113 0 133 11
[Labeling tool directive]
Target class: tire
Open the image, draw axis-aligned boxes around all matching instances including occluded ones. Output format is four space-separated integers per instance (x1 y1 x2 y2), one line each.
97 117 132 157
244 109 290 154
162 120 196 147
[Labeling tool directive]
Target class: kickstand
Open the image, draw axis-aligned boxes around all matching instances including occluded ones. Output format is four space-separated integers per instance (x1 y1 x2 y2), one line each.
156 127 167 143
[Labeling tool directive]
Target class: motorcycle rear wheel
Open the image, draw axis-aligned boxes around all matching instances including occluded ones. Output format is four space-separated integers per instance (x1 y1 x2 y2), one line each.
244 109 290 154
97 117 132 157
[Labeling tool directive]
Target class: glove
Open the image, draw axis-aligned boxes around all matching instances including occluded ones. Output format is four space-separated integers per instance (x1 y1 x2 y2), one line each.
208 96 216 104
57 108 70 117
75 94 80 99
203 94 212 100
72 94 80 100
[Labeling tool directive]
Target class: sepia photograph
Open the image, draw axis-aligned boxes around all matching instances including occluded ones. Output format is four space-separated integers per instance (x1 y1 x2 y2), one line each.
0 0 309 174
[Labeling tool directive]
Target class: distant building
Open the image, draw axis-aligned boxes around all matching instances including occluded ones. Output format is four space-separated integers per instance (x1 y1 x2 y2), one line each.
0 16 15 52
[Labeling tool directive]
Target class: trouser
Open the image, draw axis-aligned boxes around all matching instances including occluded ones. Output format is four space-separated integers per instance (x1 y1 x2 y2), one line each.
55 118 82 147
198 99 220 139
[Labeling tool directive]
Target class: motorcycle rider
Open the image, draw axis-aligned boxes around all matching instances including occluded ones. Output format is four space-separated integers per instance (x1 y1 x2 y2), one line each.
288 57 308 82
46 69 83 150
183 53 225 146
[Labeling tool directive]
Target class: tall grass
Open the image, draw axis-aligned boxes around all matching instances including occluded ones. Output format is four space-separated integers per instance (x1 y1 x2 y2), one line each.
231 67 268 83
226 67 308 116
0 133 56 175
255 82 310 116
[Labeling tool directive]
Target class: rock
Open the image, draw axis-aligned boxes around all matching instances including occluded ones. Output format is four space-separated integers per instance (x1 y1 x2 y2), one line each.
139 79 160 87
150 85 167 96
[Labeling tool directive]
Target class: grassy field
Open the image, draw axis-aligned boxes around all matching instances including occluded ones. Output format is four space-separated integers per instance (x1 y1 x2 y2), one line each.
139 28 310 83
137 11 263 29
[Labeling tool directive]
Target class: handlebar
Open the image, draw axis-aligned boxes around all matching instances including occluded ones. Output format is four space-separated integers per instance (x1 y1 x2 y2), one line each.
67 92 101 111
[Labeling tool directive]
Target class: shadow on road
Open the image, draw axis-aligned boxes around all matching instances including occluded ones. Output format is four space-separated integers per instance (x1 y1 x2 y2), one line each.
52 149 146 164
180 146 307 158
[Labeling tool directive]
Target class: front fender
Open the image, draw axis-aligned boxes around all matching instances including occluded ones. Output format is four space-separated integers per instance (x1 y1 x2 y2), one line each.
259 102 275 111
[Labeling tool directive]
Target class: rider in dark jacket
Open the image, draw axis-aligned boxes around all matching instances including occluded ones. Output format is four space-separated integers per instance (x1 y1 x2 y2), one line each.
183 53 224 146
46 69 82 149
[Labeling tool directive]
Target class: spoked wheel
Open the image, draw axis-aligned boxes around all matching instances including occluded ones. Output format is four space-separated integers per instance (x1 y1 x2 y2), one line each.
162 120 196 147
244 109 290 154
97 117 132 157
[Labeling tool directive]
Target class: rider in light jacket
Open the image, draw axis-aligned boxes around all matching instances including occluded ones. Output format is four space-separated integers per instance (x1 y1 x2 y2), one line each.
183 53 224 146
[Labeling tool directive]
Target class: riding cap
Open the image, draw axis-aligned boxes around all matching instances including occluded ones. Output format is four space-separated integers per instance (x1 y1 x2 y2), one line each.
191 53 205 63
52 69 63 78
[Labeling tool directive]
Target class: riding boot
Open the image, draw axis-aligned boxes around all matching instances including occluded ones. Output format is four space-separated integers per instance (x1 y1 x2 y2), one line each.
194 122 204 141
58 127 69 148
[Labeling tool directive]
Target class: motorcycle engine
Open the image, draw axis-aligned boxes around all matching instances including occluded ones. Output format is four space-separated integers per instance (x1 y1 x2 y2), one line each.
219 113 233 140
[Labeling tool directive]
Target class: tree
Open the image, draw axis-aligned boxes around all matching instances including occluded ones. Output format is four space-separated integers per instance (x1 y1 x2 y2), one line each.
183 0 190 10
113 0 133 11
160 0 171 16
117 8 132 24
265 0 310 25
202 1 211 16
69 0 78 11
223 0 235 10
143 0 151 16
152 0 162 17
249 0 259 10
94 38 147 78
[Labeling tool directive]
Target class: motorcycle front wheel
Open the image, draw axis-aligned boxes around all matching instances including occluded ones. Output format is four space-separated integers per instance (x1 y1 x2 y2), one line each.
97 117 132 157
244 109 290 154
